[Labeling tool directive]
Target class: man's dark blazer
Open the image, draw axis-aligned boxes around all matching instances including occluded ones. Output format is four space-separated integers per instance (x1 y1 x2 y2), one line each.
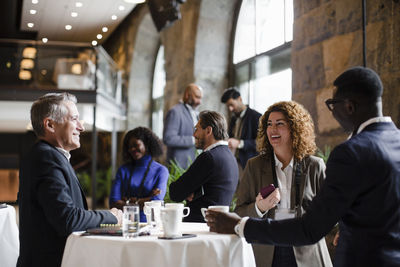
228 107 261 168
17 141 117 267
169 145 238 222
163 102 196 169
243 121 400 266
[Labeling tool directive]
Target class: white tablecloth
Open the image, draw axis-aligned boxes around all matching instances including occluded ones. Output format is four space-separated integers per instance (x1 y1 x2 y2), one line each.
61 223 255 267
0 205 19 267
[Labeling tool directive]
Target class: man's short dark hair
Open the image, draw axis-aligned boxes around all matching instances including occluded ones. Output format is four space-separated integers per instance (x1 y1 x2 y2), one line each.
334 66 383 99
221 87 241 103
199 110 228 140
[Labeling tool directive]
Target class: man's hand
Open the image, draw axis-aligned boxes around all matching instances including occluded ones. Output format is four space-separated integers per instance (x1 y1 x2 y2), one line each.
110 207 123 224
333 230 340 246
205 210 241 234
255 188 280 212
228 138 240 149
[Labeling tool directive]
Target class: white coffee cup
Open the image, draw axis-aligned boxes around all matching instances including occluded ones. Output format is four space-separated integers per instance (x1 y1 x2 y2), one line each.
143 201 162 228
201 205 229 221
164 203 190 217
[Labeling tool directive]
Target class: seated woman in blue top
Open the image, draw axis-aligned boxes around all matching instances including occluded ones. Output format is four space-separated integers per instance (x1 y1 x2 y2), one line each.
110 127 169 222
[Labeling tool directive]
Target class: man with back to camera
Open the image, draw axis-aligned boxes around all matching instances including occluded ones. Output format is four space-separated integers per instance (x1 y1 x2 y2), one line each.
169 111 239 222
163 83 203 169
17 93 122 267
206 67 400 266
221 88 261 172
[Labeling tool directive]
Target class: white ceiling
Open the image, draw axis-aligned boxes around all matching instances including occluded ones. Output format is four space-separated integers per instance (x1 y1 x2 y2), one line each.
19 0 140 44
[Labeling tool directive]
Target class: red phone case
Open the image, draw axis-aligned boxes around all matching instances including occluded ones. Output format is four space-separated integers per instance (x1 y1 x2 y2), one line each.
260 184 275 198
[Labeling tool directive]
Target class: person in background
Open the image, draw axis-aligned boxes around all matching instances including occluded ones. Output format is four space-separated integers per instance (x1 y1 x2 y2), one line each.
109 127 168 222
163 83 203 169
206 67 400 267
169 111 238 222
221 88 261 174
235 101 331 267
18 93 122 267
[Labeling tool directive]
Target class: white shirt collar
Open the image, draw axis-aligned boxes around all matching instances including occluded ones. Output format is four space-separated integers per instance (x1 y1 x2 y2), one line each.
348 116 392 139
274 153 294 169
239 107 247 118
56 147 71 161
204 140 228 152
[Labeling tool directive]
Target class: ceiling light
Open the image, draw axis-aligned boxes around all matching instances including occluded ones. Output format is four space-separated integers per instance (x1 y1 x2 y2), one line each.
65 25 72 30
102 27 108 32
19 70 32 80
42 37 48 43
32 0 39 4
41 69 47 75
6 61 12 68
97 34 103 39
119 5 125 11
22 47 37 58
71 12 78 17
111 15 117 20
92 40 98 46
123 0 145 3
21 59 35 69
27 23 34 28
75 2 83 7
30 9 37 14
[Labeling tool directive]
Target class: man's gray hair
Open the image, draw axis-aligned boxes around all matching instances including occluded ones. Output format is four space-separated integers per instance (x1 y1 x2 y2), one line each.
30 92 77 137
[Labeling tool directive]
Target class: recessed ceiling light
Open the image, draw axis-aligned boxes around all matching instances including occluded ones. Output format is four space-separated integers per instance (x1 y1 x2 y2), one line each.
97 34 103 39
32 0 39 4
42 37 48 43
27 23 34 28
75 2 83 7
30 9 37 15
119 5 125 11
71 12 78 17
111 15 117 20
102 27 108 32
65 25 72 30
92 40 98 46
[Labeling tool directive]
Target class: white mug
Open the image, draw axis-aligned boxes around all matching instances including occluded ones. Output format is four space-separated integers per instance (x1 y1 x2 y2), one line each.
201 205 229 221
160 207 183 237
164 203 190 217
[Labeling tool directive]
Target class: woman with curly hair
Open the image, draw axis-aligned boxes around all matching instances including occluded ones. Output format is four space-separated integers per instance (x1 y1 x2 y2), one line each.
109 127 169 222
235 101 332 267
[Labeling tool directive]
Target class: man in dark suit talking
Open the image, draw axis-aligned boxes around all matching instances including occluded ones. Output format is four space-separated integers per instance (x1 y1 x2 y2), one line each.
206 67 400 266
17 93 122 267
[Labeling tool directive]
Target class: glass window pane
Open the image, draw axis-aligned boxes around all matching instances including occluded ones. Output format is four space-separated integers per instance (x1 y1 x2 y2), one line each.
256 0 285 54
252 68 292 114
233 0 256 63
152 45 165 138
285 0 293 42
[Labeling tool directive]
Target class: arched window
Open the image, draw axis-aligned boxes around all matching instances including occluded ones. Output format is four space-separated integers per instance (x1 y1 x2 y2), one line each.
151 45 165 138
233 0 293 114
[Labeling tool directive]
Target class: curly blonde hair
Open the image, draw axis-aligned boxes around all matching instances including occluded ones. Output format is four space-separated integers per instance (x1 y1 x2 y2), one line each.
256 101 316 161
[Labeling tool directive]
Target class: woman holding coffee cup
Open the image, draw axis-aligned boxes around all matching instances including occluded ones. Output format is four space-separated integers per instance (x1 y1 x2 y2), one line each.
235 101 332 267
110 127 169 222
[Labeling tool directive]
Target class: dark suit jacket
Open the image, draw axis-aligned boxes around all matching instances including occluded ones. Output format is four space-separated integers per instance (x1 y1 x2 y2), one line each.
228 107 261 168
169 145 238 222
17 141 117 267
243 121 400 266
163 102 196 169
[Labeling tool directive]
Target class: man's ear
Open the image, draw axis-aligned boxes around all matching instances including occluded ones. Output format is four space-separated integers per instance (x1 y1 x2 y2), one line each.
43 118 56 133
344 100 356 115
205 126 213 136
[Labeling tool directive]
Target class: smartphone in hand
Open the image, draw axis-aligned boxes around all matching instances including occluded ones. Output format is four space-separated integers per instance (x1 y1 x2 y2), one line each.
260 184 276 198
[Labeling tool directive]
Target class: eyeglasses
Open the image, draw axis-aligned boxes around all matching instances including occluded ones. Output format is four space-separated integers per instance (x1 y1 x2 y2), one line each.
325 98 345 111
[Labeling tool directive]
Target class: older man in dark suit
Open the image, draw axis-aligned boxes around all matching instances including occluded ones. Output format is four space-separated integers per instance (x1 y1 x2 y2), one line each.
17 93 122 267
163 83 203 169
169 111 238 222
206 67 400 266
